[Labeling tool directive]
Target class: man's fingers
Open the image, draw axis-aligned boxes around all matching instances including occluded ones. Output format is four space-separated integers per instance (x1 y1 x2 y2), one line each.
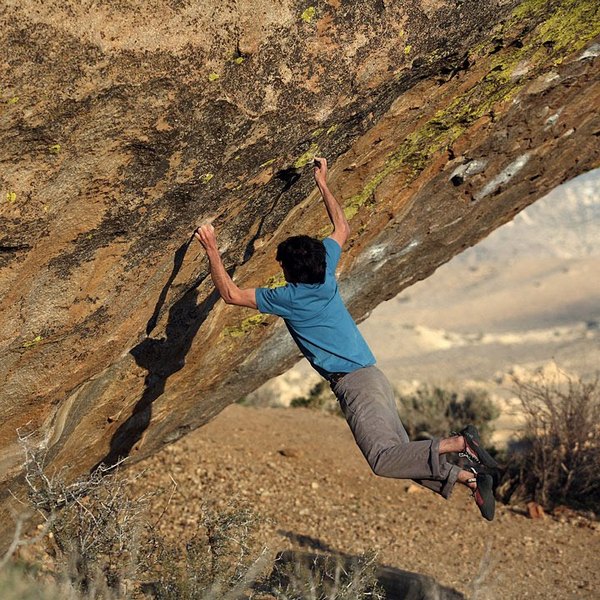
195 224 214 236
194 223 216 248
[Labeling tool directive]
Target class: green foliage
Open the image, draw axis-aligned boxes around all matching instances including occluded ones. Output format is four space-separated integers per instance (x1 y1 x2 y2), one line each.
396 384 499 442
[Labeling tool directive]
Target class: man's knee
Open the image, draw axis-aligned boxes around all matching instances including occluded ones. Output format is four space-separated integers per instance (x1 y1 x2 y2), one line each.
367 444 416 479
368 449 396 478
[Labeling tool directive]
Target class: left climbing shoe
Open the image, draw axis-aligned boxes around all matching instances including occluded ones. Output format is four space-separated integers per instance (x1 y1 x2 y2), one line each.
458 424 499 469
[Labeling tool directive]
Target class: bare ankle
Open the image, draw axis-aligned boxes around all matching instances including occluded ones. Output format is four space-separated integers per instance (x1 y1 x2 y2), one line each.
458 468 477 489
439 435 465 455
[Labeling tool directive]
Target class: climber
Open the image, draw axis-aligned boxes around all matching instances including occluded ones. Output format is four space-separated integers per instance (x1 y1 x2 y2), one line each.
194 157 498 521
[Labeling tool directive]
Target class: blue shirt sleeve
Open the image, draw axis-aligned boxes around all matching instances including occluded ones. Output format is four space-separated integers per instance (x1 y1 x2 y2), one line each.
255 285 294 318
324 237 342 276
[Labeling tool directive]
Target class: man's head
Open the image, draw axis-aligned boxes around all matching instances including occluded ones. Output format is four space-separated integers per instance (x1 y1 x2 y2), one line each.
276 235 326 284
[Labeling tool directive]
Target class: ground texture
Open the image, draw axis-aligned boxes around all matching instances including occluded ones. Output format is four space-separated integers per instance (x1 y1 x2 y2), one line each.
131 404 600 600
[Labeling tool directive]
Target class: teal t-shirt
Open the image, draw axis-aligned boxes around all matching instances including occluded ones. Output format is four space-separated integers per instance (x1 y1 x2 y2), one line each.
255 237 376 378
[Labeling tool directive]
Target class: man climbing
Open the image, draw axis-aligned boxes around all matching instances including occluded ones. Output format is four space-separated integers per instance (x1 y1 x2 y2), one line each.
194 157 498 521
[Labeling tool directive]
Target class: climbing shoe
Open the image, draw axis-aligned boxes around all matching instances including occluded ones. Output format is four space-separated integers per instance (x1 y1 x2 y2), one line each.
467 468 496 521
457 424 499 470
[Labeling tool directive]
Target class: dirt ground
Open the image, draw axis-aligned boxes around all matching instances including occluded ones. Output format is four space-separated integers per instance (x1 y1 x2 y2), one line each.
130 404 599 599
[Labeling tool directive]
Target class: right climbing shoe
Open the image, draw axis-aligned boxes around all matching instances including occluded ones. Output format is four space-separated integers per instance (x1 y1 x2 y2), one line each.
468 468 496 522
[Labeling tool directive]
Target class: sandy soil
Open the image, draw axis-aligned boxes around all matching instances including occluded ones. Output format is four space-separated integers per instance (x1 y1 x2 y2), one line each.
131 404 600 600
359 256 600 383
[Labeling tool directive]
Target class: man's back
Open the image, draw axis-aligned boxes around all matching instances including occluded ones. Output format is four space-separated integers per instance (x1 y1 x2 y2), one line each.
255 237 375 378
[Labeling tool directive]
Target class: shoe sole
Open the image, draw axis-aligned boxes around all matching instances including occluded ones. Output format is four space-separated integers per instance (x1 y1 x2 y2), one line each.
475 473 495 521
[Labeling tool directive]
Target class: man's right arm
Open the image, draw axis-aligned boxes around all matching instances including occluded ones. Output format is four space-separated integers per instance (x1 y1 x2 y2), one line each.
314 157 351 248
195 224 257 309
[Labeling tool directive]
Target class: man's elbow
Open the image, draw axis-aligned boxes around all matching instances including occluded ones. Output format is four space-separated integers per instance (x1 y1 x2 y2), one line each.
335 222 351 243
221 287 256 309
221 290 238 305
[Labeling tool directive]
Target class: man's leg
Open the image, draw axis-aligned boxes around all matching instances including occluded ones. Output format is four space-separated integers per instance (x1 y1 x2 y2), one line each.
333 366 467 498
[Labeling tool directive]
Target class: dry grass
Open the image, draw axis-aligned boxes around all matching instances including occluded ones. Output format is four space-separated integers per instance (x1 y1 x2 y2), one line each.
3 433 388 599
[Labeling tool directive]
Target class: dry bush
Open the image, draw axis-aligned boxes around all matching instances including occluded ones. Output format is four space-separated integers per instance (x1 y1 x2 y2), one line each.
500 373 600 512
6 434 389 599
143 503 268 600
7 434 270 599
395 384 499 443
0 564 67 600
14 432 152 598
266 551 385 600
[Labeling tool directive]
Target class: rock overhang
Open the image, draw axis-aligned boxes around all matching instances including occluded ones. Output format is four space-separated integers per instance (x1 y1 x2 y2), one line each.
0 0 599 538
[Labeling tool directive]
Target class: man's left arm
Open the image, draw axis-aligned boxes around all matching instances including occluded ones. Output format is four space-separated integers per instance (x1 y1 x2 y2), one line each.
314 157 350 248
195 224 257 309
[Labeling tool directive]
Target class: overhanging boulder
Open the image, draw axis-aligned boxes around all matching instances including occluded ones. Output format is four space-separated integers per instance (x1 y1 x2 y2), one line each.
1 1 599 537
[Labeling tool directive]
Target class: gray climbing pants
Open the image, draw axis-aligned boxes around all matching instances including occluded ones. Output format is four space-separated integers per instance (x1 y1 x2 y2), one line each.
331 366 461 498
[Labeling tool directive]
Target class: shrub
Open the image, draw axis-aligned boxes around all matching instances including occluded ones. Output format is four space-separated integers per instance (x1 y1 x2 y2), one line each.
5 434 388 599
142 504 268 600
291 381 342 416
0 565 61 600
266 550 385 600
499 373 600 512
395 384 499 443
10 434 267 599
15 434 152 598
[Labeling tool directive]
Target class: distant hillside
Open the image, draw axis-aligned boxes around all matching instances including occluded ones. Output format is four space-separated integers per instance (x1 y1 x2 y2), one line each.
456 169 600 264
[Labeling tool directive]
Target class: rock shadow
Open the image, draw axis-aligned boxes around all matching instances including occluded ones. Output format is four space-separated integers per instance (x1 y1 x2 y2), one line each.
272 531 465 599
96 238 224 470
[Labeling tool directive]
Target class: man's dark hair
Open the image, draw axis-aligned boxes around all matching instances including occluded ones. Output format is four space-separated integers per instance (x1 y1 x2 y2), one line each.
276 235 326 284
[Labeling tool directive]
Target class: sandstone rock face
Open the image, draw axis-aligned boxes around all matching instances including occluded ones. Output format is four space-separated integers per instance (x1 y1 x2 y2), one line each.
1 1 599 530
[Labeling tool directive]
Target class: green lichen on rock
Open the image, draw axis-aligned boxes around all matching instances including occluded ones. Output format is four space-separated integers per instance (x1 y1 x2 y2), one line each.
222 314 268 338
6 191 17 203
496 0 600 75
22 335 43 348
49 144 61 154
293 143 319 168
477 0 600 61
200 173 214 184
341 0 600 220
301 6 316 23
264 272 287 289
259 158 276 168
208 72 220 82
